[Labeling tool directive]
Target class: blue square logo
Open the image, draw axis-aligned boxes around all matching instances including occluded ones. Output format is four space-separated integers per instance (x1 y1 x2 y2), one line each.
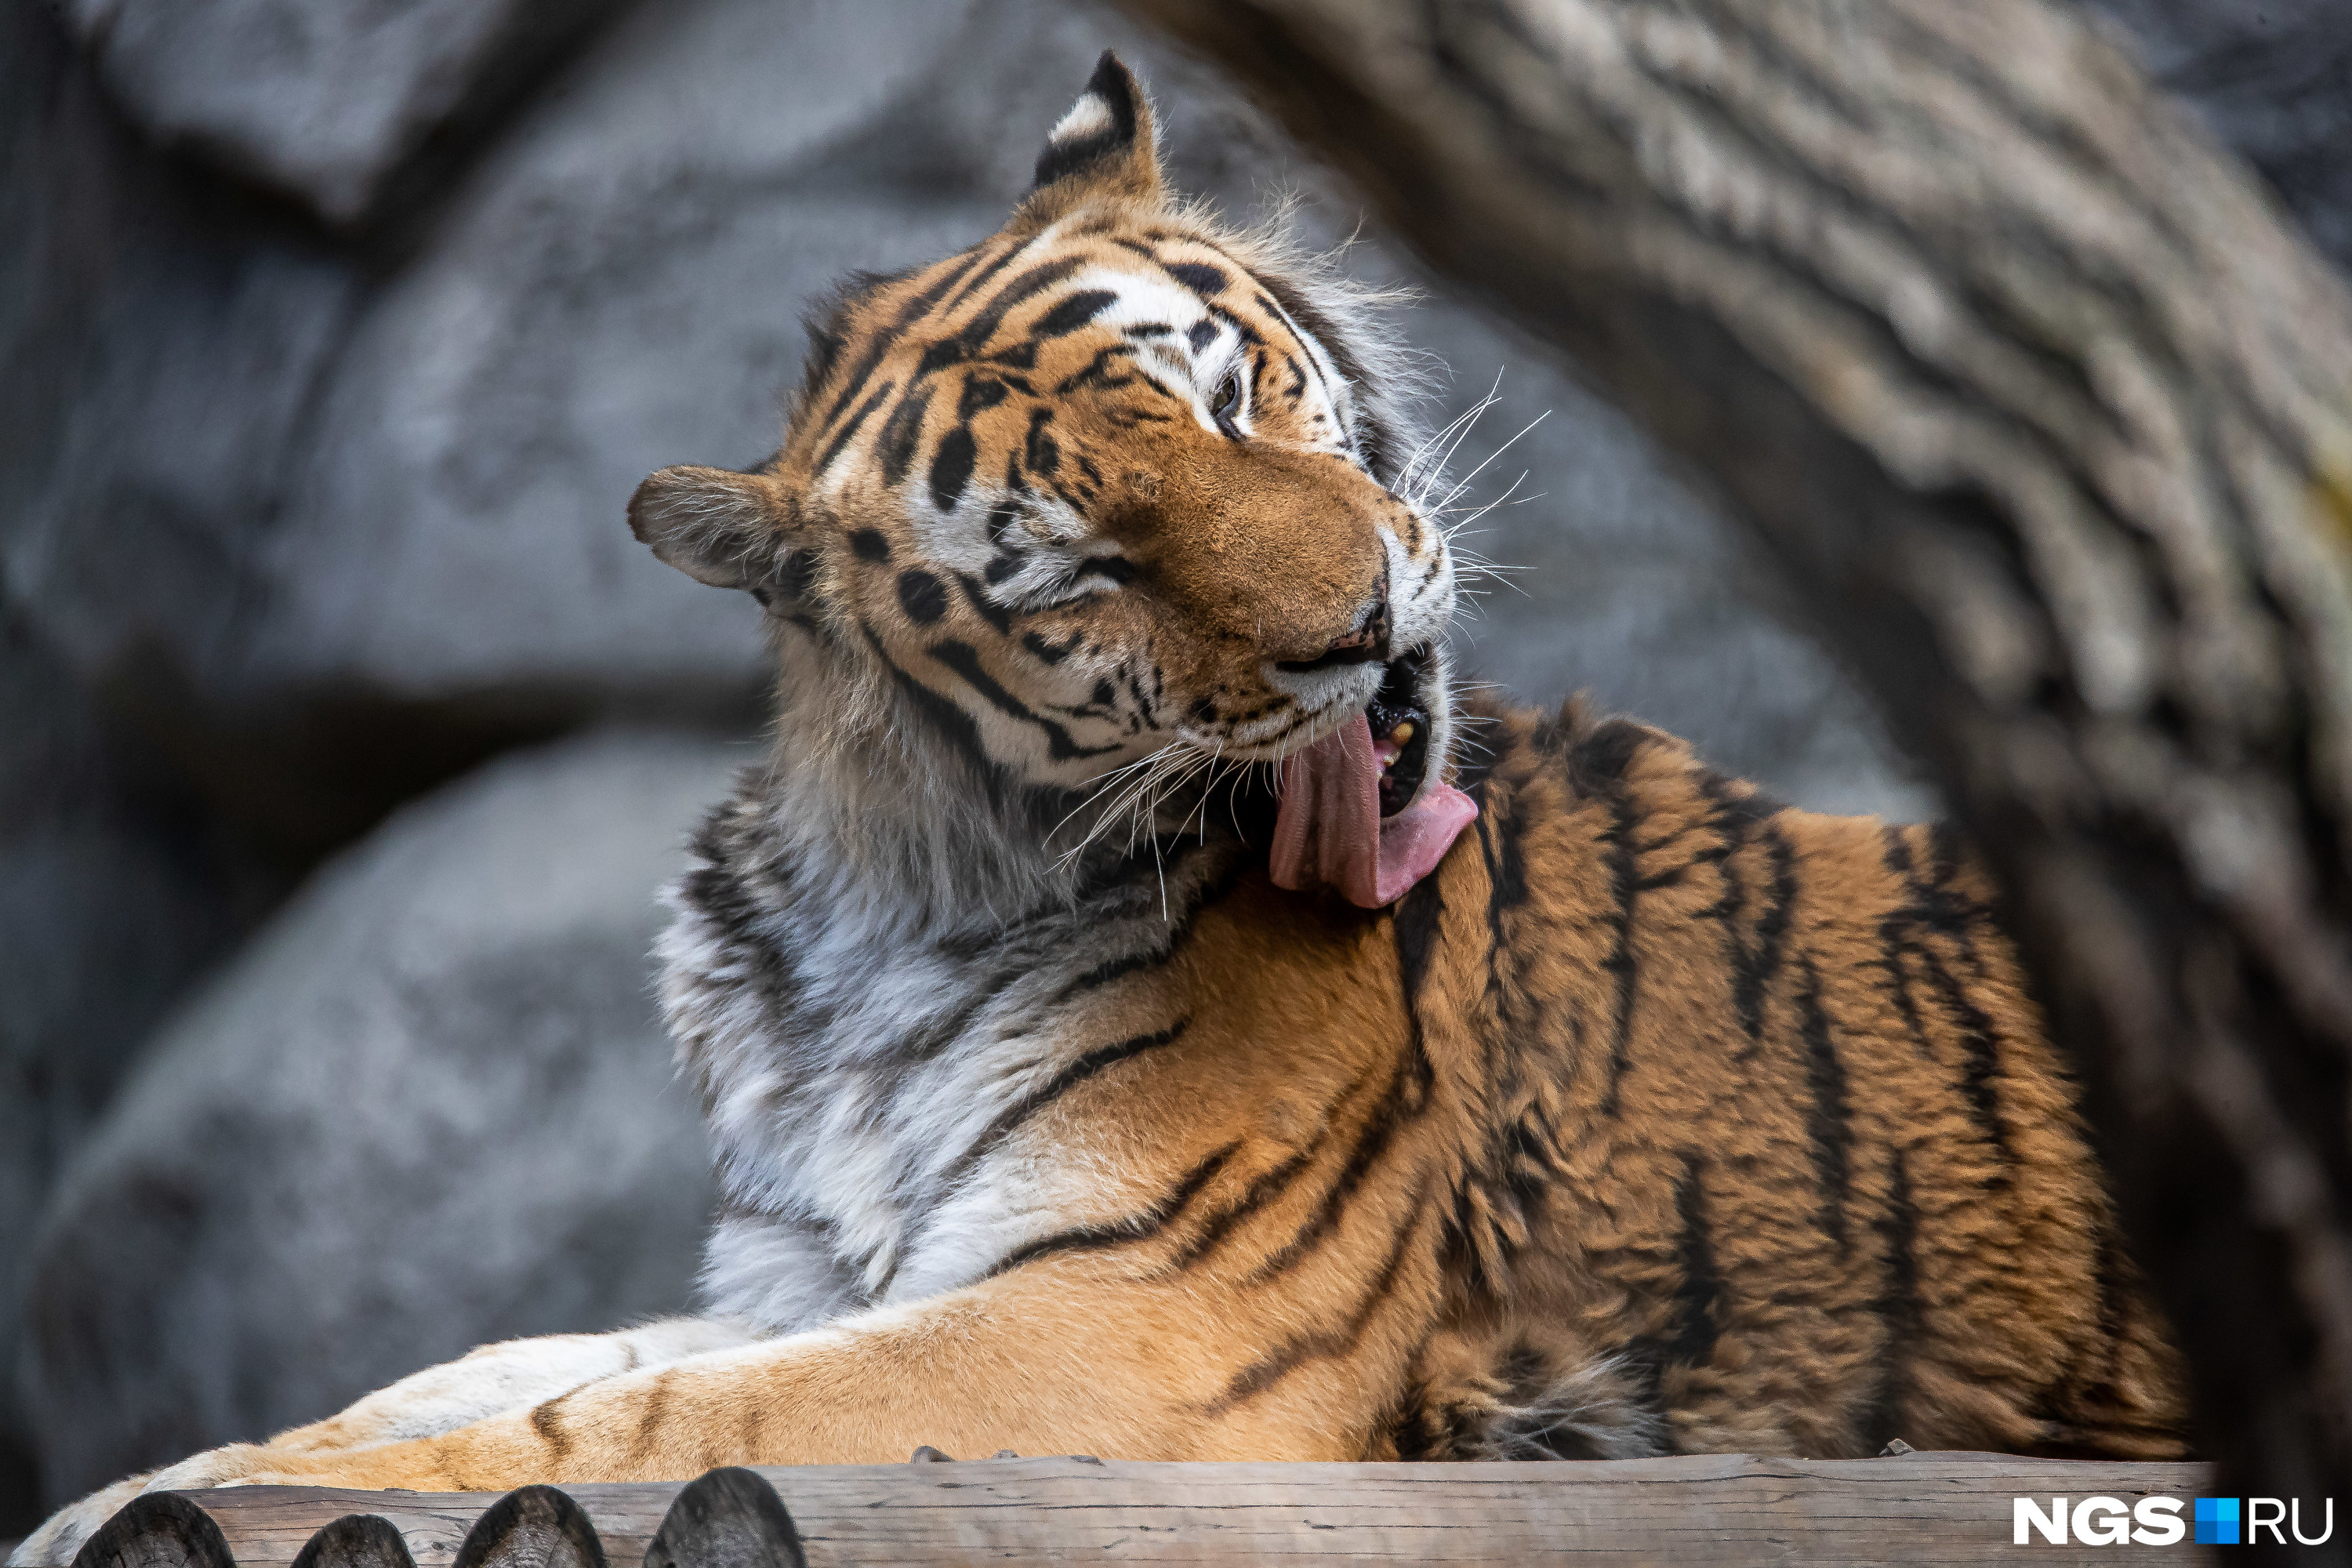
2196 1497 2241 1546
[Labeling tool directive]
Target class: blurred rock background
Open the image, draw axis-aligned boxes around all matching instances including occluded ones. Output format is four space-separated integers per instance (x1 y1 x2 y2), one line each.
1 0 2344 1529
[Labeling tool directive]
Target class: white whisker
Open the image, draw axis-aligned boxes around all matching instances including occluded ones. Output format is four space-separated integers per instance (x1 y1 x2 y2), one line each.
1433 410 1552 515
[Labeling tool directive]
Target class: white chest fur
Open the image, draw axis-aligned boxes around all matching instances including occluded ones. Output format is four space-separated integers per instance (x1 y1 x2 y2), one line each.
656 775 1240 1333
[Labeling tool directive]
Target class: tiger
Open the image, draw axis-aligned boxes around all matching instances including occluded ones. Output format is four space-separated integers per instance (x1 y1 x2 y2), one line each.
16 50 2186 1564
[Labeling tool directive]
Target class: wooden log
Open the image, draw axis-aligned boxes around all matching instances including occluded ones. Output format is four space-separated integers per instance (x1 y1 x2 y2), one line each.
448 1489 602 1568
163 1454 2212 1566
639 1469 803 1568
287 1515 415 1568
71 1494 235 1568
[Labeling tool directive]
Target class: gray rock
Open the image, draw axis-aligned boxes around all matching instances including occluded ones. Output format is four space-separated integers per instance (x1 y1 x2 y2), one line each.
21 729 739 1501
0 3 296 1528
4 241 358 710
242 0 1000 710
58 0 626 224
0 612 263 1530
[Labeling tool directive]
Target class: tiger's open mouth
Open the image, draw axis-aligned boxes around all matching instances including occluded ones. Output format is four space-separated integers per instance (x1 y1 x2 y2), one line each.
1367 646 1434 819
1269 640 1472 909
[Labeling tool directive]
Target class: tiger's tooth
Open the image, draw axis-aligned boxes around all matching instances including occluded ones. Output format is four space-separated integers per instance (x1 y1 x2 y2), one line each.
1392 720 1415 742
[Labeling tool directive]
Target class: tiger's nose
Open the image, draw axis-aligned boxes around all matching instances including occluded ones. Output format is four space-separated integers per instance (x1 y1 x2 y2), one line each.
1275 579 1390 674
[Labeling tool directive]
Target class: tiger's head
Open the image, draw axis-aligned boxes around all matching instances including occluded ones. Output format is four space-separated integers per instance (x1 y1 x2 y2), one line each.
631 53 1473 909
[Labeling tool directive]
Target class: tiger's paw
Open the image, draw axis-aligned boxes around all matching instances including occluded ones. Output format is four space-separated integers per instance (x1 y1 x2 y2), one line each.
9 1445 308 1566
12 1438 336 1563
10 1476 150 1566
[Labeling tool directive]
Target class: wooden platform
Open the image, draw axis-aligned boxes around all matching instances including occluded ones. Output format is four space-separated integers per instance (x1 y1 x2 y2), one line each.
90 1452 2214 1566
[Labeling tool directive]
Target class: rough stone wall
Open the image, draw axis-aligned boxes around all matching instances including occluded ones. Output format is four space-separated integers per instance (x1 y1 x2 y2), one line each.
2 0 2343 1526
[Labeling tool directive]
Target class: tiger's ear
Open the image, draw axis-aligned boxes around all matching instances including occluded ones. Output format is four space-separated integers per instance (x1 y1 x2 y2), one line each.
628 464 800 594
1011 51 1163 231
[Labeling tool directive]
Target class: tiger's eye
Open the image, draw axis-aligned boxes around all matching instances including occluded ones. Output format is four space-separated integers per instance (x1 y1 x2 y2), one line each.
1211 368 1244 434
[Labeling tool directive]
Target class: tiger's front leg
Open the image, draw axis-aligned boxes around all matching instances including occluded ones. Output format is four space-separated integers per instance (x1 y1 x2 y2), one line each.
9 1319 765 1566
260 1316 764 1456
119 1256 1411 1498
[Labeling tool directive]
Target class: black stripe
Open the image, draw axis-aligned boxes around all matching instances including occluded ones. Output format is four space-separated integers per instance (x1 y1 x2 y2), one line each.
1918 945 2014 1169
1022 629 1081 666
928 639 1122 761
1596 786 1640 1116
1565 717 1650 789
626 1369 673 1463
860 626 1007 804
1691 771 1753 974
1164 1070 1369 1272
1861 1144 1921 1450
897 568 948 625
814 379 895 477
1667 1156 1722 1367
929 426 978 511
1563 720 1651 1115
1207 303 1264 347
1055 343 1140 395
1394 870 1446 1004
1032 289 1120 339
1024 408 1059 476
940 1022 1191 1195
1438 1181 1493 1301
1733 823 1798 1053
875 386 932 488
984 1139 1242 1279
1877 833 1943 1069
953 572 1014 635
986 489 1024 546
678 817 804 1028
815 249 987 437
921 257 1089 377
957 373 1011 421
1164 261 1228 298
1883 828 2011 1165
1247 1040 1432 1283
891 960 1031 1065
528 1392 576 1462
1796 954 1853 1254
1207 1179 1428 1410
1250 278 1341 408
942 238 1027 314
1472 804 1518 1039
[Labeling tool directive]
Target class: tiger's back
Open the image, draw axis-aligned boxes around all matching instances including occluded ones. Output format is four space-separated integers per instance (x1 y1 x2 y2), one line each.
1381 702 2182 1460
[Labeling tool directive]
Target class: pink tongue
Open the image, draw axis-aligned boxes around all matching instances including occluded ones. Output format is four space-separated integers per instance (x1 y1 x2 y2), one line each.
1269 715 1479 909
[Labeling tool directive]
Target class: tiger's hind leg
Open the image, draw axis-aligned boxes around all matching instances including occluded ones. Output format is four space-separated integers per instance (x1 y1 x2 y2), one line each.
1385 1327 1671 1462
